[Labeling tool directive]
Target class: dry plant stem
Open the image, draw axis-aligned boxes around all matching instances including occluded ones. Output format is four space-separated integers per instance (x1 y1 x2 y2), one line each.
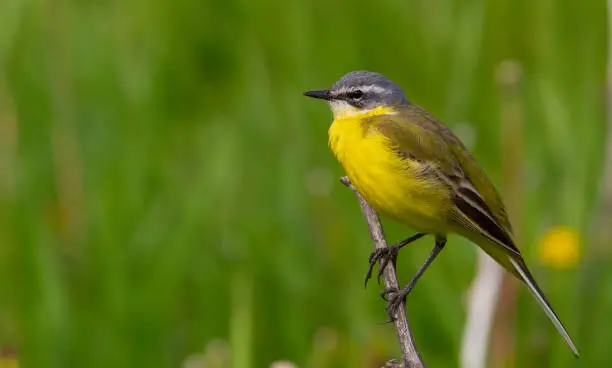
340 176 425 368
461 60 523 368
598 0 612 237
490 60 524 367
460 250 502 368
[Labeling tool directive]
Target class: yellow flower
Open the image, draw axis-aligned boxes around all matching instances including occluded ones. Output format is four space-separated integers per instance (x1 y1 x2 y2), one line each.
538 226 581 270
0 358 18 368
0 348 18 368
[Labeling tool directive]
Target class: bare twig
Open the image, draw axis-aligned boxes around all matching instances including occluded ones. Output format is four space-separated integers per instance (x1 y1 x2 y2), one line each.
340 176 425 368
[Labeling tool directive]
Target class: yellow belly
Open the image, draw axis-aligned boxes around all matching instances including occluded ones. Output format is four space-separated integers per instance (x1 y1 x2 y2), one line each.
329 115 451 233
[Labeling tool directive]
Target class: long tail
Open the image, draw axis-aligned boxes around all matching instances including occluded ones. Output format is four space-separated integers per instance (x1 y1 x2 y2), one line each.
448 176 579 356
508 257 579 357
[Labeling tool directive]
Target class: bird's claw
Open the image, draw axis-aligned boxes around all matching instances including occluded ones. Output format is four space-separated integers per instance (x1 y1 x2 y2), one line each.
364 246 399 288
380 286 397 302
382 286 408 321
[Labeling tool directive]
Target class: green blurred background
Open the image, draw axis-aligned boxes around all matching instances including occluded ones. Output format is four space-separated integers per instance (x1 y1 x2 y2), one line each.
1 0 610 366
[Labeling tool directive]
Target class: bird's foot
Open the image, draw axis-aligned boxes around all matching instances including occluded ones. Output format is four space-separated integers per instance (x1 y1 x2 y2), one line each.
365 245 400 287
364 233 426 288
380 285 413 321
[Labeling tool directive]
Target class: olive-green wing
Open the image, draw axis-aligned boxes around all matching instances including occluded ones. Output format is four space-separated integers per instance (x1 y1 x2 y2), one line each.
366 105 519 257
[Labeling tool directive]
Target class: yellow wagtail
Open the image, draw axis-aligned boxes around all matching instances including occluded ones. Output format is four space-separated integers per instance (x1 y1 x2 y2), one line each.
304 70 578 357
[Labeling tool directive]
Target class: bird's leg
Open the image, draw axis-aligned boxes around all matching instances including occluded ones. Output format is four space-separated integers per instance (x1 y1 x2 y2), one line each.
382 237 447 319
365 233 426 287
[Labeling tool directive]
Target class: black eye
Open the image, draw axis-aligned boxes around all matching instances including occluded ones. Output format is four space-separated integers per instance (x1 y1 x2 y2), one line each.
346 90 363 100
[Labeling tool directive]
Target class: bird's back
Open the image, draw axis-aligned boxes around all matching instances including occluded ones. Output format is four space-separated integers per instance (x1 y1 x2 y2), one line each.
400 105 513 234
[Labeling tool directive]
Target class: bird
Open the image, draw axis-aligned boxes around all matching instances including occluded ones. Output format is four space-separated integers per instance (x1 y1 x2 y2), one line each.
303 70 579 357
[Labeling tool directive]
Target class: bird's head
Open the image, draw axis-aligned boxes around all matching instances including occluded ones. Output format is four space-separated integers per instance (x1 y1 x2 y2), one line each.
303 70 408 119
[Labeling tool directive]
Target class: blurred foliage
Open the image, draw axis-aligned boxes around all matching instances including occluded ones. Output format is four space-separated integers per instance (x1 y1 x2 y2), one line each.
0 0 610 367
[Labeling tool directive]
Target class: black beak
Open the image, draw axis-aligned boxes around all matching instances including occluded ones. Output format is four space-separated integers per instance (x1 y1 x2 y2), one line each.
303 90 331 100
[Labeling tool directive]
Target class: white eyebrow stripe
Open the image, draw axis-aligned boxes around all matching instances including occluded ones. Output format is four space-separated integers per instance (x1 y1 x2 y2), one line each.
334 85 388 95
360 85 387 94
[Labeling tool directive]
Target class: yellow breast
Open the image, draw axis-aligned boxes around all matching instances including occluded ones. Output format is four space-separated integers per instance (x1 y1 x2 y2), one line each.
328 109 449 233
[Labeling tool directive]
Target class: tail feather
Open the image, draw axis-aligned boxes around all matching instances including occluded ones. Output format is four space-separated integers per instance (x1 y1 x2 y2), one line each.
508 257 579 357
